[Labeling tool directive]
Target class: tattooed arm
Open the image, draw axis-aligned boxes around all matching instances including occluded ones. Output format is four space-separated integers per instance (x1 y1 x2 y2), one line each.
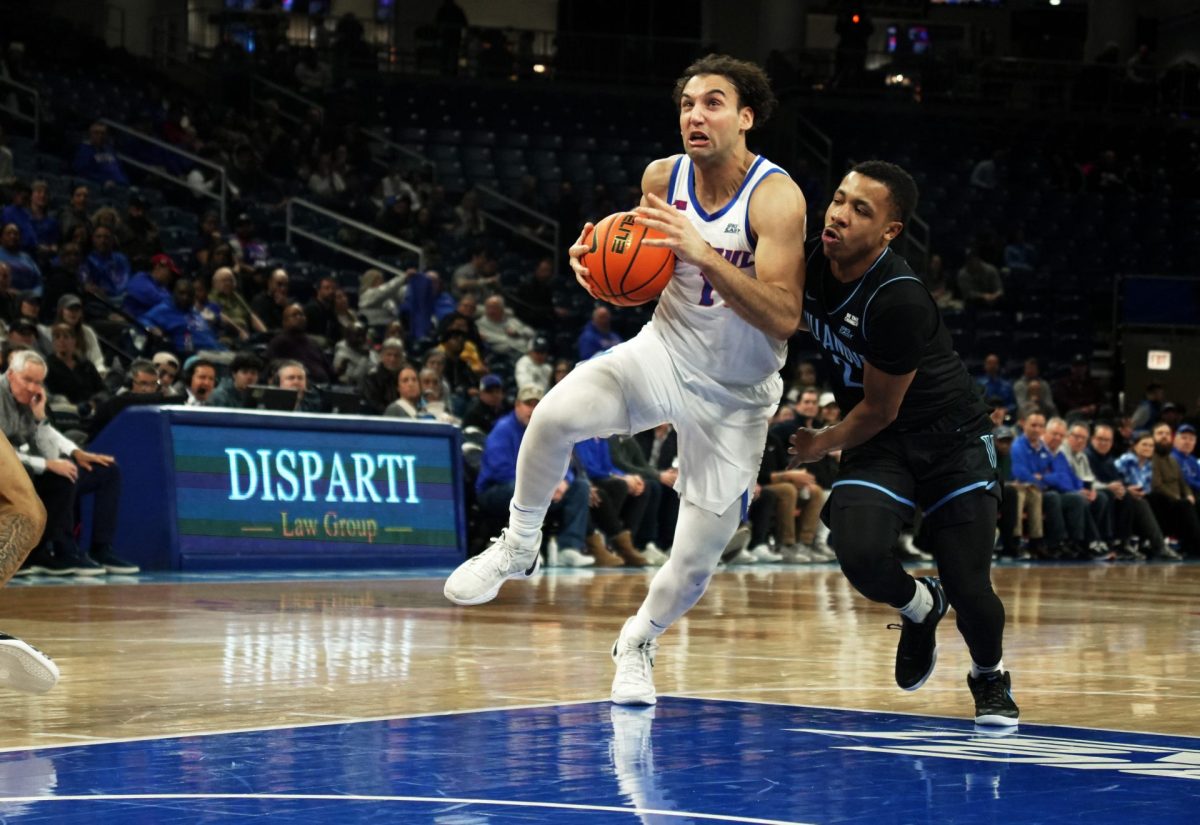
0 434 46 586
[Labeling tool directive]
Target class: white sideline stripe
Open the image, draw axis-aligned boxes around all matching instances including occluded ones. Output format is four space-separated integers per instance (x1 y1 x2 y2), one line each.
0 794 813 824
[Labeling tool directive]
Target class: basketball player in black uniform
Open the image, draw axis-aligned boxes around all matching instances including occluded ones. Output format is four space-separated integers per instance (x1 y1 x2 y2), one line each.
789 161 1018 726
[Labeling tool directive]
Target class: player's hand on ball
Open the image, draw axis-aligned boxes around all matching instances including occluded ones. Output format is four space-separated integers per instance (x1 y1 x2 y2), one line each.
569 222 602 299
787 428 826 467
635 192 712 269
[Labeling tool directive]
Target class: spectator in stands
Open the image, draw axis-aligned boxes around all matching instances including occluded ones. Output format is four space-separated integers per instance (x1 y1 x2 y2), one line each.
418 365 459 424
1087 422 1152 560
1114 431 1179 559
452 188 486 239
1002 228 1037 277
433 325 478 411
437 314 487 378
71 122 129 188
308 153 347 201
42 243 83 320
993 424 1037 559
124 253 178 320
152 352 181 395
303 276 340 343
957 248 1004 308
271 359 321 413
0 262 18 327
89 359 169 436
575 436 650 567
228 144 273 203
511 256 564 332
116 194 161 269
384 364 431 419
552 358 573 388
333 323 374 387
251 268 292 332
41 294 106 379
1 180 36 253
1 350 134 575
381 163 421 209
183 358 217 406
924 253 962 312
1058 419 1117 557
229 214 269 273
976 353 1016 414
360 337 405 414
476 384 591 563
1148 421 1200 557
818 391 841 426
4 321 40 359
477 295 535 359
1011 411 1088 559
1013 357 1043 412
759 427 830 563
515 335 552 393
333 288 357 337
194 275 243 346
451 247 498 301
1173 424 1200 516
577 305 622 361
28 182 59 259
211 266 266 337
377 194 415 241
461 374 507 433
80 225 131 312
140 278 225 357
264 303 333 384
209 352 263 409
357 267 407 327
1160 401 1185 432
1053 354 1104 418
43 322 106 410
609 432 672 565
0 224 40 295
1020 378 1060 420
192 211 223 269
1131 382 1165 429
58 186 92 245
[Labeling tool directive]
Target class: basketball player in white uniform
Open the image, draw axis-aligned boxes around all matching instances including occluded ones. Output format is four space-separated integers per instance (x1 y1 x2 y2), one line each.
445 54 808 705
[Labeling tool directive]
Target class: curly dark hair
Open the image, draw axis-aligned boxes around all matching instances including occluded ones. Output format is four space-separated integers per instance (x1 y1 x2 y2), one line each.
671 54 777 130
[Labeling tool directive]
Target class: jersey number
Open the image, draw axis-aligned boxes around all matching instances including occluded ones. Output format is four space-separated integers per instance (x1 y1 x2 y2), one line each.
698 274 714 307
830 354 864 389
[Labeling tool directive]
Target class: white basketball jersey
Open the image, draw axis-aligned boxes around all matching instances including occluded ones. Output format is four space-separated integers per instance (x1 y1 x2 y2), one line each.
650 154 789 404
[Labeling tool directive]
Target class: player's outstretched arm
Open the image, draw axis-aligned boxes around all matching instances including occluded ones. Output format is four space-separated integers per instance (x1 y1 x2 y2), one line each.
636 173 806 340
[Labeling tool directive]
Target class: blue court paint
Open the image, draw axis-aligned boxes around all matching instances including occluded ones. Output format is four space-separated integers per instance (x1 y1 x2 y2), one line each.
0 699 1195 823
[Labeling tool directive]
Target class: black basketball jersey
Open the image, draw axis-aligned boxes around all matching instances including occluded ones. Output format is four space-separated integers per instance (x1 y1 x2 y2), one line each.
802 240 985 433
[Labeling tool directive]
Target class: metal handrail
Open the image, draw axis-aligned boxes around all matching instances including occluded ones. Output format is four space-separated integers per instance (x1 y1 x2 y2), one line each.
795 114 834 205
361 129 436 180
287 197 424 276
475 184 560 274
903 213 932 275
252 75 325 124
99 118 228 225
0 77 41 145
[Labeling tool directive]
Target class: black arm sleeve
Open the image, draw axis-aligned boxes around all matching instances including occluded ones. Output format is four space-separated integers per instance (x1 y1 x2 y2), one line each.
863 280 938 376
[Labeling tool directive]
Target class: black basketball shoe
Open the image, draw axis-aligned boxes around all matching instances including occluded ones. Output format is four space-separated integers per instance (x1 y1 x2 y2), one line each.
892 576 948 691
968 670 1020 726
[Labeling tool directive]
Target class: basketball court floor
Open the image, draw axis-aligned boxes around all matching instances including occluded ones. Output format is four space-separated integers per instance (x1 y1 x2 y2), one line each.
1 560 1197 823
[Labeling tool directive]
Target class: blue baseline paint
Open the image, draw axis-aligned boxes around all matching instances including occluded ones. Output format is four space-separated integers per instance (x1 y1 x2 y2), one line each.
0 699 1195 824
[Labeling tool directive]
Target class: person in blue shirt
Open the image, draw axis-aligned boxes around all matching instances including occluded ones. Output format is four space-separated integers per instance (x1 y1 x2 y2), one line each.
976 353 1016 414
1 181 37 253
574 436 650 566
0 223 41 295
577 305 623 361
1173 424 1200 501
123 253 179 319
71 123 129 187
1092 425 1163 560
28 181 60 259
80 226 132 312
476 384 590 566
1010 411 1088 558
138 278 225 356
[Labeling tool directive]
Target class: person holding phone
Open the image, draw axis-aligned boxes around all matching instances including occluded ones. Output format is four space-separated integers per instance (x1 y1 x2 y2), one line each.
0 349 137 576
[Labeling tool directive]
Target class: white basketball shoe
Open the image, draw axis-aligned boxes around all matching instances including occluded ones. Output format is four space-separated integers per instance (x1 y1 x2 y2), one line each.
0 633 59 694
611 616 658 706
444 528 542 605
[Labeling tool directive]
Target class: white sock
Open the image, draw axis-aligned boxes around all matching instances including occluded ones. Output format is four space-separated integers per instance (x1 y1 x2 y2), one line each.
971 659 1004 679
899 578 933 623
622 609 667 645
508 503 543 546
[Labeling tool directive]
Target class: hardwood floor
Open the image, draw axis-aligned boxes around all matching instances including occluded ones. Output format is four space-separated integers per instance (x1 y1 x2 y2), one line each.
1 562 1197 752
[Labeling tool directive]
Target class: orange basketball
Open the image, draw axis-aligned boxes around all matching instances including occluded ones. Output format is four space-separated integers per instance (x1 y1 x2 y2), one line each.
580 212 675 307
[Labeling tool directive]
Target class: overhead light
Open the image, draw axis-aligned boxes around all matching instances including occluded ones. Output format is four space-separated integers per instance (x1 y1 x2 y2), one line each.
1049 0 1061 6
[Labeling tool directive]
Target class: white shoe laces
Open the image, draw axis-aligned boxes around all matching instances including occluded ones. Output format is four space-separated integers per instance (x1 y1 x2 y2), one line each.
467 530 534 577
613 639 657 694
